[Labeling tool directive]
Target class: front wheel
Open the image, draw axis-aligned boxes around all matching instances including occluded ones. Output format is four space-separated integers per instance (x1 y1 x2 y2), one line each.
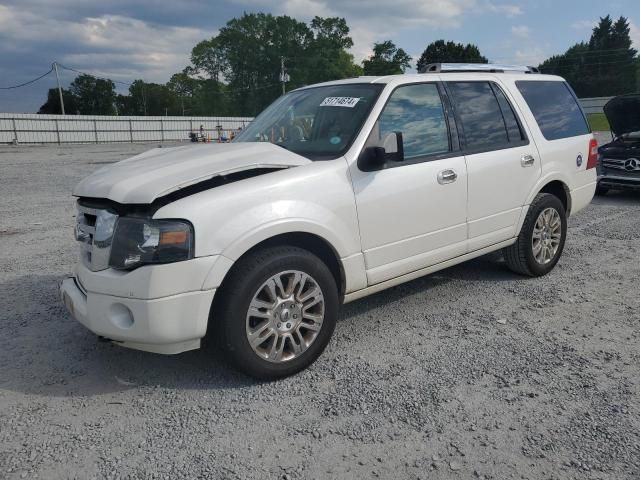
503 193 567 277
216 246 338 379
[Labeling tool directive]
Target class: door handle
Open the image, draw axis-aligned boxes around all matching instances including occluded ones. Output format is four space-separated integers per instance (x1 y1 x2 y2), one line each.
437 169 457 185
521 154 535 167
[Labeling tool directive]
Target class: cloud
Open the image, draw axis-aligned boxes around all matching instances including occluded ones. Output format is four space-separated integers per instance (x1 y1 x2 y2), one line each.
484 2 522 17
0 6 206 85
513 47 547 66
571 19 595 30
630 20 640 50
1 0 532 112
511 25 530 38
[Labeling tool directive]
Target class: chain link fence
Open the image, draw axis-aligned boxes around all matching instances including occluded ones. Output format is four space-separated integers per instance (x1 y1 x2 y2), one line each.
0 114 254 144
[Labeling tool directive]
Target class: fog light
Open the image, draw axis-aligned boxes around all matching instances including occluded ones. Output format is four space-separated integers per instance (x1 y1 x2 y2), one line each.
110 303 134 329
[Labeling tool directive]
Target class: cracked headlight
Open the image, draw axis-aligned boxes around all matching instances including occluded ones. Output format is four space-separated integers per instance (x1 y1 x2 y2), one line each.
109 218 194 270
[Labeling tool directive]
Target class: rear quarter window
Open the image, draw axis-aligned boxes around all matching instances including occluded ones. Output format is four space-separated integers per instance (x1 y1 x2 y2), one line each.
516 80 590 141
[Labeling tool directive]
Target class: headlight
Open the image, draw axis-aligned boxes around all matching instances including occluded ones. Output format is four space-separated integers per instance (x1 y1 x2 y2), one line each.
109 218 194 270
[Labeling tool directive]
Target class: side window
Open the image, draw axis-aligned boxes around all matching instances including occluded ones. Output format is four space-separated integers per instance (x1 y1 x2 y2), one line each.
368 83 450 160
493 86 525 143
447 81 510 150
516 81 590 141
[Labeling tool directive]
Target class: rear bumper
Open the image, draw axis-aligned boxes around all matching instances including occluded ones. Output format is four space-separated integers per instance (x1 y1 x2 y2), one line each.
60 275 216 354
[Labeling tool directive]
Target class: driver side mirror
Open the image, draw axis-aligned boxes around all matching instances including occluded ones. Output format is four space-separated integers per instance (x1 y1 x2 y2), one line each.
357 132 404 172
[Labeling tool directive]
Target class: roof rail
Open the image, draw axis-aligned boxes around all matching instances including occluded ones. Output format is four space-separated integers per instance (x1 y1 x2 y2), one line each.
419 63 540 74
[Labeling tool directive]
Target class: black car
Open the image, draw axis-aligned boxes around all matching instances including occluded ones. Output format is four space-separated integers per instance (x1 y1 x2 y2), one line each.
597 94 640 194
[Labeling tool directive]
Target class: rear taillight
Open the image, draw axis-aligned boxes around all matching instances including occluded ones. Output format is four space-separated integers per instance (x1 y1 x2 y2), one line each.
586 138 598 169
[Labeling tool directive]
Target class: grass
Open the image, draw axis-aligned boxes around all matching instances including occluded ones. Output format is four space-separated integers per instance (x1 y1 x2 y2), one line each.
588 113 610 132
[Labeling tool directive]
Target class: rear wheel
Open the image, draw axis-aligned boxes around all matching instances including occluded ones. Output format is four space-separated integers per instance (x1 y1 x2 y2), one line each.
216 246 338 379
503 193 567 277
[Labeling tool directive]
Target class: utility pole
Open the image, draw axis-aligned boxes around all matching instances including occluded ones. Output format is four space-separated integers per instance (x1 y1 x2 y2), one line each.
279 57 290 96
53 62 65 115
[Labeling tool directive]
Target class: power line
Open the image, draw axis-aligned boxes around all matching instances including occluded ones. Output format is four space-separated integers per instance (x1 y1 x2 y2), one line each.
0 67 53 90
57 63 133 86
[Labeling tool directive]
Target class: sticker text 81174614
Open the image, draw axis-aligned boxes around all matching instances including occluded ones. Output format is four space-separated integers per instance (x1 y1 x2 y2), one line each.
320 97 361 108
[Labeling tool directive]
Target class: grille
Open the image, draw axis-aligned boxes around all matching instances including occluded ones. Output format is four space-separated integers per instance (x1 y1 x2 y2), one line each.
75 203 118 271
600 157 640 174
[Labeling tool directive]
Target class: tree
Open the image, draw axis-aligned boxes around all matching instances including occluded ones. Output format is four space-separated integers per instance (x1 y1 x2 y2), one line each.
190 38 226 82
38 88 78 114
69 74 117 115
117 80 181 116
362 41 412 75
416 40 488 72
539 16 637 97
305 17 361 82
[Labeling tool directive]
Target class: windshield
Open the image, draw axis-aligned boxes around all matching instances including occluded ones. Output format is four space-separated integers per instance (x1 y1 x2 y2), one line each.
234 84 384 160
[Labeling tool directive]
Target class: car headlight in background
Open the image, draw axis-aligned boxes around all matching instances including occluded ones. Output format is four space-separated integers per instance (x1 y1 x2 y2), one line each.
109 218 194 270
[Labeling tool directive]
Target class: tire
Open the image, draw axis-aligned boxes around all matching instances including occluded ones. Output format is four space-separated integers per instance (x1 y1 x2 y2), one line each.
595 184 609 196
503 193 567 277
215 245 338 380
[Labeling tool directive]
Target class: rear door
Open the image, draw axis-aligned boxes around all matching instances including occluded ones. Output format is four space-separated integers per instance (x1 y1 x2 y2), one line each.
445 80 541 251
515 80 595 208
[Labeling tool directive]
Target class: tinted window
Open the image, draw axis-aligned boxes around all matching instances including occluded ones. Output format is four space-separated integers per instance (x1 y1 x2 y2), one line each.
369 83 450 159
235 84 383 160
447 82 510 150
493 86 525 143
516 81 590 141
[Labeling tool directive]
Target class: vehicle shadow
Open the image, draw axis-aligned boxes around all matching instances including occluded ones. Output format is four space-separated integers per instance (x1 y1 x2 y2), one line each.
0 274 254 398
591 189 640 206
1 254 516 398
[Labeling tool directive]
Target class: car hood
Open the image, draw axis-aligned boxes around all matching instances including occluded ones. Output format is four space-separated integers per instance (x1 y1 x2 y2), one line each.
603 94 640 137
73 143 311 204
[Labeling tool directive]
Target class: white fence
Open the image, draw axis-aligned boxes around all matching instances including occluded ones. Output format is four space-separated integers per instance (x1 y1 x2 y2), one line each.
579 97 613 115
0 97 611 145
0 114 253 145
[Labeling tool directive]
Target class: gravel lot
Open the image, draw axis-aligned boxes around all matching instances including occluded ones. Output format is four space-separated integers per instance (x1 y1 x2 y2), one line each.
1 140 638 480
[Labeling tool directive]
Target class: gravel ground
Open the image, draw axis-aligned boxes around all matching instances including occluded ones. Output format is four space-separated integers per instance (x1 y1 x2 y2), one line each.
0 140 638 480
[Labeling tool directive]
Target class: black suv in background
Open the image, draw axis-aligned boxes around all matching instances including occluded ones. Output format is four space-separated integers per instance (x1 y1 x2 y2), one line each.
597 94 640 194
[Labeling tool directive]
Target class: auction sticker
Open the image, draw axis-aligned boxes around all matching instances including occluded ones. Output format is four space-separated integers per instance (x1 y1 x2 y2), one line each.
320 97 361 108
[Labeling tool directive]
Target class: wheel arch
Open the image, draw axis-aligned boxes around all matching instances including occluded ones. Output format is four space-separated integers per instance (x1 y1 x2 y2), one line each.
204 230 348 298
539 180 571 215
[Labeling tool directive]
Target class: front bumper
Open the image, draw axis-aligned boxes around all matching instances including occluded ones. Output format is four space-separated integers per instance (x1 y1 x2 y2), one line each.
60 271 216 355
597 174 640 190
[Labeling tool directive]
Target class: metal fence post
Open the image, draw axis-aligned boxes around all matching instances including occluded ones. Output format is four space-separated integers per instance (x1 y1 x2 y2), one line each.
12 117 18 144
55 119 61 145
129 119 133 143
93 119 98 144
160 119 164 143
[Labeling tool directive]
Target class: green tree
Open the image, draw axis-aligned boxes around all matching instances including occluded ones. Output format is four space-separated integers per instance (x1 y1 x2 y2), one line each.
214 13 314 115
69 74 117 115
362 41 412 75
190 38 226 82
186 14 362 115
416 40 488 72
117 80 181 116
306 17 361 82
38 88 78 114
539 16 637 97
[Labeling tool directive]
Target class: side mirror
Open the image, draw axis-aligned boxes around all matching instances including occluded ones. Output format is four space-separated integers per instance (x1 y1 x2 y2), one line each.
357 132 404 172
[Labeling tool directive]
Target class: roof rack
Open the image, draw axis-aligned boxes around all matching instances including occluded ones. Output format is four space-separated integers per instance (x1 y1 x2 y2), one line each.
419 63 540 74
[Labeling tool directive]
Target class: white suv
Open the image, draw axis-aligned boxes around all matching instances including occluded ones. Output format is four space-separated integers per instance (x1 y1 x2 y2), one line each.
61 64 597 379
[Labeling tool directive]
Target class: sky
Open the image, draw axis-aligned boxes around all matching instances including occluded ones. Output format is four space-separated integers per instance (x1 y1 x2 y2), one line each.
0 0 639 113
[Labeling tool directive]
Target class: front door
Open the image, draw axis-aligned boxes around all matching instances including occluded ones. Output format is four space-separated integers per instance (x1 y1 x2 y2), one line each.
350 82 468 286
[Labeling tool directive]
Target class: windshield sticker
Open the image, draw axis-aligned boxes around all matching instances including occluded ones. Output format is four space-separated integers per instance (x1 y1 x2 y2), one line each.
320 97 361 108
330 136 342 145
